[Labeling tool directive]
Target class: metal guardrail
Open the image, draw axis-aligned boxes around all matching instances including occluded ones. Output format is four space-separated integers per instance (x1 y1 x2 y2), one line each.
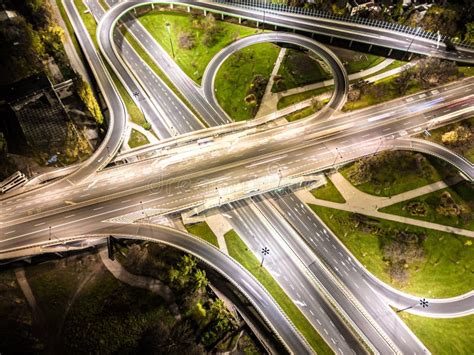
213 0 474 50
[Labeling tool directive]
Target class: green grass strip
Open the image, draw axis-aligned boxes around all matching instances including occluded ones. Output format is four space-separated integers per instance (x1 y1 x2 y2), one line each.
311 179 346 203
128 129 149 148
185 222 219 247
277 86 333 110
397 312 474 354
224 230 333 354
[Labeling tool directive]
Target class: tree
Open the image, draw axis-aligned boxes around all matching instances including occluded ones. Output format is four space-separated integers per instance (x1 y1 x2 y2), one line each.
310 97 324 111
395 67 414 95
178 32 195 49
418 58 459 88
193 268 208 291
201 14 220 47
465 23 474 43
420 6 459 37
441 125 471 146
178 254 197 276
76 77 104 125
139 320 203 355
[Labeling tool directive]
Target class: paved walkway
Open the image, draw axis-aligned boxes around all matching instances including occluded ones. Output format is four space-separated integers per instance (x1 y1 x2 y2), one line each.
15 268 45 326
260 59 417 119
296 174 474 238
256 48 286 118
280 58 395 98
99 249 180 317
205 212 232 254
328 172 463 209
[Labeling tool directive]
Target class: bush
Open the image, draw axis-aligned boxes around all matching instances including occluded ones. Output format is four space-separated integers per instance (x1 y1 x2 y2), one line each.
75 77 104 125
178 31 196 49
441 126 471 146
436 191 462 217
406 201 428 216
382 231 425 284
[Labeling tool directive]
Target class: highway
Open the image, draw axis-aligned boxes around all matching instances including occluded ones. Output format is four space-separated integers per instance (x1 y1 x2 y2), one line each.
1 0 474 353
221 200 367 354
262 191 428 353
250 194 424 353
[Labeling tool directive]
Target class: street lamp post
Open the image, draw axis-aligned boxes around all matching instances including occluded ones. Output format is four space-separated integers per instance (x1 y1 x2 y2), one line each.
396 298 429 313
133 91 144 116
405 27 421 60
165 22 175 58
140 200 149 222
260 246 270 267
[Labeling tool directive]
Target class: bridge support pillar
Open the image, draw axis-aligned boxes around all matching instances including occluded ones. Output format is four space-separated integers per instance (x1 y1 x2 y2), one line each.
329 36 333 44
204 9 207 16
107 236 115 261
348 40 353 48
388 48 393 56
408 53 413 60
256 21 259 27
368 44 373 52
221 13 224 20
238 17 242 24
151 3 154 9
170 3 174 9
311 32 314 38
292 28 295 33
187 6 191 12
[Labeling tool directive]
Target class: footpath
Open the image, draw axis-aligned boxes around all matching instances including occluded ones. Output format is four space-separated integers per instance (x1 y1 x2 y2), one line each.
297 172 473 238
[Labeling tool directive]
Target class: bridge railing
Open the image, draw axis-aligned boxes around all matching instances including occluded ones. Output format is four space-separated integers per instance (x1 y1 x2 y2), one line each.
212 0 474 50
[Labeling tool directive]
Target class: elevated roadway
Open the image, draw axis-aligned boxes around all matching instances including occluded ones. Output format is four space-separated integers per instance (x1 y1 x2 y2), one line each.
2 1 474 352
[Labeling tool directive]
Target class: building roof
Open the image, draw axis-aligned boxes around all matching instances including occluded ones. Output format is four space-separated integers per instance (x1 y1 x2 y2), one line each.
1 73 51 103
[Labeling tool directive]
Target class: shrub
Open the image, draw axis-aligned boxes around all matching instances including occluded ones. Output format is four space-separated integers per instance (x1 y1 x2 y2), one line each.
406 201 428 216
178 31 196 49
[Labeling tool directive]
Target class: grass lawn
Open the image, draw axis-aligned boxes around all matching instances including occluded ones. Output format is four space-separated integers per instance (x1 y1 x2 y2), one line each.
215 43 280 121
138 10 257 84
285 105 317 122
310 205 474 298
342 76 423 111
224 230 332 354
422 117 474 163
185 222 219 247
310 178 346 203
62 266 175 353
380 181 474 231
397 313 474 354
128 129 149 148
272 48 332 93
26 260 81 326
356 60 407 81
340 152 458 197
459 65 474 77
0 270 39 352
277 86 333 110
344 53 385 75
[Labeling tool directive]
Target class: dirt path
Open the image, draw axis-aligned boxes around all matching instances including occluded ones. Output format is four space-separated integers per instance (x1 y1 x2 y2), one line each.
99 249 181 318
15 268 45 327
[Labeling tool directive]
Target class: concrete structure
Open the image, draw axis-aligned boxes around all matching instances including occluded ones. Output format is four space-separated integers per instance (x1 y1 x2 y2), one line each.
2 74 69 151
